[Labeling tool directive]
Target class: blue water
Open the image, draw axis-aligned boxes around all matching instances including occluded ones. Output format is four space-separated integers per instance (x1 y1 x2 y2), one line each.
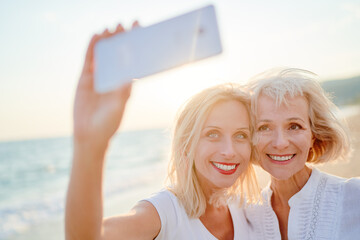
0 128 170 239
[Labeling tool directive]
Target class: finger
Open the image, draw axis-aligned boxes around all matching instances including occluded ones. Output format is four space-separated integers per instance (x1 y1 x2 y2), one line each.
132 20 140 28
117 81 133 102
82 34 100 74
87 28 110 73
101 28 111 38
115 23 125 33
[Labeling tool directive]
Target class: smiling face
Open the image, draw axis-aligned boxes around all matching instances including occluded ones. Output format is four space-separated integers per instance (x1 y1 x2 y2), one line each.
194 100 251 192
254 94 314 180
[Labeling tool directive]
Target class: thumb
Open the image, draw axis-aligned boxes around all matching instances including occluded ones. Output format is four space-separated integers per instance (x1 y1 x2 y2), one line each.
117 81 133 103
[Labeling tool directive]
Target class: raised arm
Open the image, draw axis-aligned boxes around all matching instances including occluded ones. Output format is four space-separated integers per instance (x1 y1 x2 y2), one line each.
65 24 160 240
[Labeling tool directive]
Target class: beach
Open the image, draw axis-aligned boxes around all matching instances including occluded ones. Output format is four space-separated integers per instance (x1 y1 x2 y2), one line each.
317 109 360 178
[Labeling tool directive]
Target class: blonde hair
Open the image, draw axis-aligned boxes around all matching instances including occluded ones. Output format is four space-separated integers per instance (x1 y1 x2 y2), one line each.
248 67 351 164
167 83 260 218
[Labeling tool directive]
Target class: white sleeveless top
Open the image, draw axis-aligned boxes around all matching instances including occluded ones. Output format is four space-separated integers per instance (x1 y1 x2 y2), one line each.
143 189 250 239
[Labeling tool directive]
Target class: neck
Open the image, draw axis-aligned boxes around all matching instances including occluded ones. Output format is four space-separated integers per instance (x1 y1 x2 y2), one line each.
196 174 229 214
270 166 312 205
196 170 222 204
202 183 216 202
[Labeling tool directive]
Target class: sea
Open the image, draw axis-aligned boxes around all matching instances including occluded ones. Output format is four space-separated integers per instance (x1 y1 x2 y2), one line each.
0 128 171 240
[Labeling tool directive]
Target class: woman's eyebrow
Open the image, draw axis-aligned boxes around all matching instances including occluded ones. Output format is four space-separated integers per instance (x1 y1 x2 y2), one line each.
202 126 221 130
202 126 249 130
287 117 306 123
257 118 306 123
256 119 272 123
236 127 250 131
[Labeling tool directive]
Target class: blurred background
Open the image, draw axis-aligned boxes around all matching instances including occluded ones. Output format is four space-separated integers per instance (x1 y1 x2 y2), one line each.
1 0 359 239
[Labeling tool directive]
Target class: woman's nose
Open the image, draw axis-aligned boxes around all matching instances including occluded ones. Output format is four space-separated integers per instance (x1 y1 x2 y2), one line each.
220 138 236 159
272 129 289 149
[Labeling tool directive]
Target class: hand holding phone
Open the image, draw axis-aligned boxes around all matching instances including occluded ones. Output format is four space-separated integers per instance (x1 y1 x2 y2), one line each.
94 5 222 93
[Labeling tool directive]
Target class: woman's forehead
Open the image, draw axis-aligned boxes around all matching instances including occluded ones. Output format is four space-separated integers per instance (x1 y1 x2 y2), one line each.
256 94 309 118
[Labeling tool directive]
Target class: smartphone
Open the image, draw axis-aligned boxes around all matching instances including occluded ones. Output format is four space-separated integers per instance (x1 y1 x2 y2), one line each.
94 5 222 93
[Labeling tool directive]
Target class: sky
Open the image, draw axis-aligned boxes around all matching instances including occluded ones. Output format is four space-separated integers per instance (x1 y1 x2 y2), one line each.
1 0 360 141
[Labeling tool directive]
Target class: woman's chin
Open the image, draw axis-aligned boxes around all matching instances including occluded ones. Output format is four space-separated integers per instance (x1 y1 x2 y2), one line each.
267 169 295 181
211 179 237 190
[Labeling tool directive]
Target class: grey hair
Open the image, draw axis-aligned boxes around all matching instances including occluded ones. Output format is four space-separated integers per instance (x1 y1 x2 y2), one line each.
248 67 351 164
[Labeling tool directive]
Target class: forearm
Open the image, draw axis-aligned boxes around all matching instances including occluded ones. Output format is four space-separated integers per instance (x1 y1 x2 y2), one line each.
65 140 109 240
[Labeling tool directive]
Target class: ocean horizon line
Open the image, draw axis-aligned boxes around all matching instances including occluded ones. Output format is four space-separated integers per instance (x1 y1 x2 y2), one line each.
0 126 170 144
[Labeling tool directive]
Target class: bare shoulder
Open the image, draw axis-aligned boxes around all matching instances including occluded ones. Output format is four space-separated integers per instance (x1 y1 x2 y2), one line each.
102 201 161 240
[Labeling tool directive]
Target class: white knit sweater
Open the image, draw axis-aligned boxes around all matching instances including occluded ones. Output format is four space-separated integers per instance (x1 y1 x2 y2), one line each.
245 168 360 240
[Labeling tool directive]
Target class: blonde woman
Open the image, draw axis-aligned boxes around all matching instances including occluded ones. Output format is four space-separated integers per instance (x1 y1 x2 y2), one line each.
245 68 360 240
65 25 259 240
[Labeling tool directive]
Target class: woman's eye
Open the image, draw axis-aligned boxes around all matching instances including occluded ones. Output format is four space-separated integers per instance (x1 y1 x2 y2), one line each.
235 132 247 139
289 124 301 130
207 131 219 138
257 125 269 131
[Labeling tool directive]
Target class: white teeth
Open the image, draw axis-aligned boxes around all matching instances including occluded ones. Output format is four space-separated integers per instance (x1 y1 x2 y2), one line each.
269 154 294 161
213 162 236 171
